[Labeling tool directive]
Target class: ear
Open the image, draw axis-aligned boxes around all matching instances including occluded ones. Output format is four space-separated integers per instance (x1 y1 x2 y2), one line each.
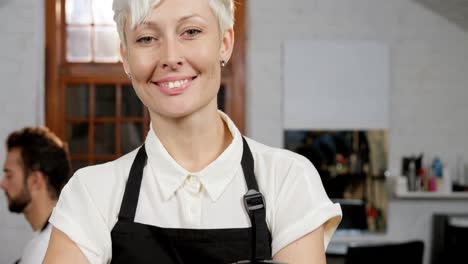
26 171 45 192
120 44 131 76
219 27 234 64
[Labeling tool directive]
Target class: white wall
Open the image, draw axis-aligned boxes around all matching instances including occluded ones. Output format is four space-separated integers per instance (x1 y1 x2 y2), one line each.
246 0 468 177
1 0 468 263
0 0 44 262
246 0 468 263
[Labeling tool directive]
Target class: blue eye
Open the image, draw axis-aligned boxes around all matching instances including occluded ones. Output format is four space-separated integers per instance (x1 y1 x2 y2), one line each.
137 36 156 44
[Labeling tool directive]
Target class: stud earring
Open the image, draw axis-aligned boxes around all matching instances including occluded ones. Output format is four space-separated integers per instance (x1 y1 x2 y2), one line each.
220 60 226 67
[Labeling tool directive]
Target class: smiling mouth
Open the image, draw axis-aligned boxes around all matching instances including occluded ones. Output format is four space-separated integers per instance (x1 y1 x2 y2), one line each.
154 76 197 89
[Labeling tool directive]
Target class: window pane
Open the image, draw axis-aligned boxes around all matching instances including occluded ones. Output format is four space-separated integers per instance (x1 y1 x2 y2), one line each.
92 0 114 25
67 123 89 154
122 85 143 117
67 26 92 62
122 122 144 154
66 84 89 118
218 84 226 112
94 123 115 155
71 160 89 175
95 85 115 117
66 0 92 24
94 26 120 63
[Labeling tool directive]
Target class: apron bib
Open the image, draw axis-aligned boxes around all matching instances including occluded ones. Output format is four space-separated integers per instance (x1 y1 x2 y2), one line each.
110 137 272 263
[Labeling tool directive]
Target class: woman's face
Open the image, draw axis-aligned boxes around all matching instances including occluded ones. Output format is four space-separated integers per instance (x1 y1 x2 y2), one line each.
122 0 234 119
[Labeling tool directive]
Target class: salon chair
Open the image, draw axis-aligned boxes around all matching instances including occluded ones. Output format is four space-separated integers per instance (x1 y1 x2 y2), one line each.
431 214 468 264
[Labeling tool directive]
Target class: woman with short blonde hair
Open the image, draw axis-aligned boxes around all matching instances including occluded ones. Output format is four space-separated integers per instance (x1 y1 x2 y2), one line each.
44 0 341 263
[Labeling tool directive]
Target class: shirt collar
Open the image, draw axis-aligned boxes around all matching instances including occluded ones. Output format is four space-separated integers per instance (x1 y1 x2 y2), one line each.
144 111 243 202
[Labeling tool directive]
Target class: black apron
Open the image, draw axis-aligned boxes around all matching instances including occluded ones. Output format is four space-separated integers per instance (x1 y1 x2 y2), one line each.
110 137 272 263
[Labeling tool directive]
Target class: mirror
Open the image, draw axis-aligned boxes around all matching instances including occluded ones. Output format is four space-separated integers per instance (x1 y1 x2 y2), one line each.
284 130 388 232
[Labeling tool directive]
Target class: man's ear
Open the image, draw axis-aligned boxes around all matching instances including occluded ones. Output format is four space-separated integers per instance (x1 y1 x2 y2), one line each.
26 171 45 192
219 27 234 64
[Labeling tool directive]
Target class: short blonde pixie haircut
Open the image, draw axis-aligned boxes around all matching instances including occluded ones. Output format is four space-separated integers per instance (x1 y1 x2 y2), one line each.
113 0 235 47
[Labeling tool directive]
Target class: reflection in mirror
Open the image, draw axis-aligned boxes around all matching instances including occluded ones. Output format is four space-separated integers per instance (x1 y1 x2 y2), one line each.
284 130 388 233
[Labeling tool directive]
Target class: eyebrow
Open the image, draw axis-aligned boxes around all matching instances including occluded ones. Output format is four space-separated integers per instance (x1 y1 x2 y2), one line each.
139 14 206 28
179 14 205 23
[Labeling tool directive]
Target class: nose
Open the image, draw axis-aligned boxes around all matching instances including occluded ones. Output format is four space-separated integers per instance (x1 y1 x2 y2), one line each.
160 37 183 70
0 178 6 191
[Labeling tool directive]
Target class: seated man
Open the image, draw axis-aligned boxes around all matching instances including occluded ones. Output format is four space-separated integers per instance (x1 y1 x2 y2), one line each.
1 127 71 264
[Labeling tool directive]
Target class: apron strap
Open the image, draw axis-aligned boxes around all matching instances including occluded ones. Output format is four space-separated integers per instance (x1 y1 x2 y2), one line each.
241 137 270 262
118 145 147 221
241 137 258 191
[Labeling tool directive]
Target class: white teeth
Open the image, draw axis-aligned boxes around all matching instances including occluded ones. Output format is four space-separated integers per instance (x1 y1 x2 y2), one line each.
163 79 189 89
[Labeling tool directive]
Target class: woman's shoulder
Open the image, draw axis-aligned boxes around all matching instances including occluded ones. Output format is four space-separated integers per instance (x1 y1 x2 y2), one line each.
66 147 141 205
74 147 140 183
57 147 143 228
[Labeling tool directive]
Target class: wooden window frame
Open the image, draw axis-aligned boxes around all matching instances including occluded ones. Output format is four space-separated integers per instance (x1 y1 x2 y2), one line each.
45 0 246 139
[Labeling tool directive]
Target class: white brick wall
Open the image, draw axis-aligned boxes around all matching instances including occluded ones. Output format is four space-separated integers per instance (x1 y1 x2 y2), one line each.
0 0 44 263
247 0 468 263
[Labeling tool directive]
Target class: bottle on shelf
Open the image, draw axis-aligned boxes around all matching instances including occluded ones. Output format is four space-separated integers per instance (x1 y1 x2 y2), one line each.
408 160 417 191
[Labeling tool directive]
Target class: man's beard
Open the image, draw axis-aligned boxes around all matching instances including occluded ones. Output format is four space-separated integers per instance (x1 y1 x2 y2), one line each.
6 187 31 213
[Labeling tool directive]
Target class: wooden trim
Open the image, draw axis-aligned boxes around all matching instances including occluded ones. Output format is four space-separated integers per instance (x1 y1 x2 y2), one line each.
61 63 128 81
56 79 66 139
60 0 66 66
89 84 95 163
143 108 150 137
229 0 246 133
45 0 63 137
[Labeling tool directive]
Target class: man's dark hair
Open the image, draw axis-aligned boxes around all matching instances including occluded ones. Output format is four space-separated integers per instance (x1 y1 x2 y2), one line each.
6 127 71 199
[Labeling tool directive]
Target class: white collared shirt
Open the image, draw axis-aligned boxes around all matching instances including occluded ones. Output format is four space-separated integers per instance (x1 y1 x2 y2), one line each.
19 224 52 264
50 112 342 264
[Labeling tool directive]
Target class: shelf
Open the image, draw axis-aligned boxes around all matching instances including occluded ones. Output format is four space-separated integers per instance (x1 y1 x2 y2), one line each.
394 191 468 199
391 176 468 199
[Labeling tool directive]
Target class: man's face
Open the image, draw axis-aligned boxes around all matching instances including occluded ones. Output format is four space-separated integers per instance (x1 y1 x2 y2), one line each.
1 148 31 213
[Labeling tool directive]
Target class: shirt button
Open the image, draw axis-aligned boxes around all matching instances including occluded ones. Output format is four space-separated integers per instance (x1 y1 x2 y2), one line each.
184 174 202 194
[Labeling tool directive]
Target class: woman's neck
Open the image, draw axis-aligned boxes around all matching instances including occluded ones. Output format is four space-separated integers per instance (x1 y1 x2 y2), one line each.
150 106 232 173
